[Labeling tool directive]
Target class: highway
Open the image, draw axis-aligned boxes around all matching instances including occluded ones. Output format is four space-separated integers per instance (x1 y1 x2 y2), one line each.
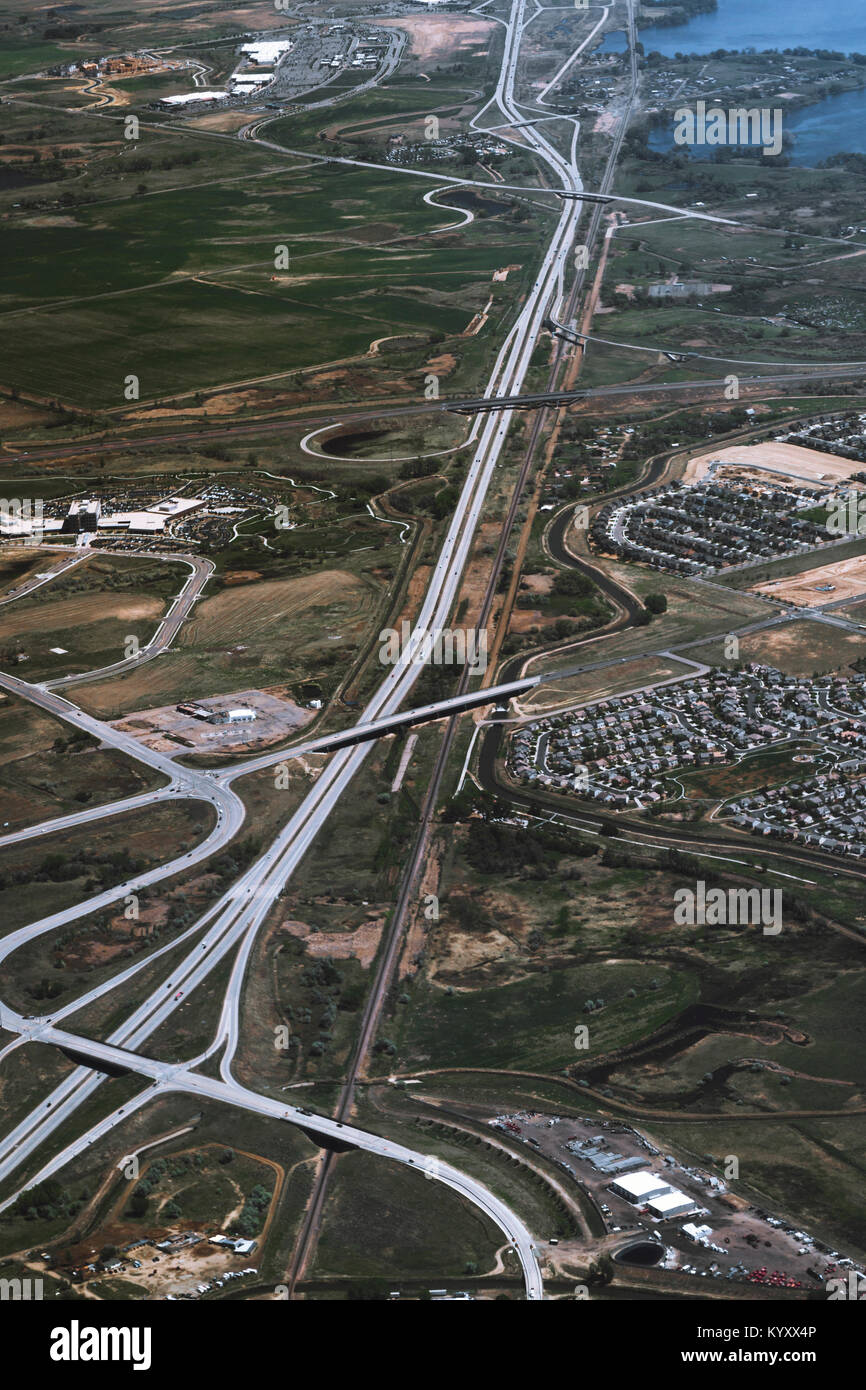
0 1021 544 1299
4 367 864 471
0 0 630 1300
7 0 839 1302
0 0 598 1297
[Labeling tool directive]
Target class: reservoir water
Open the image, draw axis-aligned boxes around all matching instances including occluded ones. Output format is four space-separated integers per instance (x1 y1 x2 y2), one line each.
646 84 866 166
631 0 866 164
638 0 865 57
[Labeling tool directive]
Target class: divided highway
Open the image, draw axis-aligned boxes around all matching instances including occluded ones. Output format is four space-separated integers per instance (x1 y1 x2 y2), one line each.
0 0 664 1301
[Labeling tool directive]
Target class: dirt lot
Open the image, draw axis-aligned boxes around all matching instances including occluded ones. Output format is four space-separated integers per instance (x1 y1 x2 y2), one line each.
753 554 866 606
687 619 866 675
282 915 383 968
368 16 495 62
685 442 859 486
114 688 313 754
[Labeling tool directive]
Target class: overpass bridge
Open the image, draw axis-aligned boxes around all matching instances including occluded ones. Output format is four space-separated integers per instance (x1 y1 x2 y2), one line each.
311 677 539 748
224 677 541 779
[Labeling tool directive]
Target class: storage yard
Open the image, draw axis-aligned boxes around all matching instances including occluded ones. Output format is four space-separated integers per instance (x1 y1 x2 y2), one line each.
493 1113 864 1291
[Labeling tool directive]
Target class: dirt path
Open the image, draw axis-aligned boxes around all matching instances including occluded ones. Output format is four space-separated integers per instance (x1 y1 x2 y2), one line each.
394 1067 866 1124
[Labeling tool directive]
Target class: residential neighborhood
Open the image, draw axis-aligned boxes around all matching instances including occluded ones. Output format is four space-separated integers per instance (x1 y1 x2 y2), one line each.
591 479 832 575
509 665 866 856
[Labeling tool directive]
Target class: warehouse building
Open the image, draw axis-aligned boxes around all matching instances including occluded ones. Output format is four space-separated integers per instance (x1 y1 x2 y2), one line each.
609 1170 673 1205
158 90 226 107
240 40 293 64
646 1189 697 1220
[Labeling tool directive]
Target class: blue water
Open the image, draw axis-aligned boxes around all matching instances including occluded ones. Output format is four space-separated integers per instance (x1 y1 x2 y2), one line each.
598 30 628 54
647 85 866 165
639 0 866 56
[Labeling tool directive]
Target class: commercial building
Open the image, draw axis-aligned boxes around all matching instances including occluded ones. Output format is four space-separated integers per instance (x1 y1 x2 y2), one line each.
226 708 256 724
62 499 101 533
240 40 293 64
98 512 165 533
176 703 211 721
230 74 269 91
610 1170 672 1205
646 1189 697 1220
682 1222 713 1243
158 91 226 107
151 497 204 520
208 1234 257 1255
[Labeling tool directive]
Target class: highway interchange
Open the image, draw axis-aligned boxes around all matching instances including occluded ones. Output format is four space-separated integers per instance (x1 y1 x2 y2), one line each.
2 0 865 1301
0 0 613 1297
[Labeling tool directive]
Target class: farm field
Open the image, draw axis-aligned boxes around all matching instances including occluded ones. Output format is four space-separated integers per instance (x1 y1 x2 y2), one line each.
0 149 539 412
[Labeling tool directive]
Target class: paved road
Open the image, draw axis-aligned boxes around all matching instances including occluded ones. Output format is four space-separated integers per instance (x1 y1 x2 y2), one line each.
0 785 181 848
0 552 88 607
0 0 604 1298
0 0 627 1300
4 367 863 471
0 1023 543 1297
7 0 831 1300
46 552 213 690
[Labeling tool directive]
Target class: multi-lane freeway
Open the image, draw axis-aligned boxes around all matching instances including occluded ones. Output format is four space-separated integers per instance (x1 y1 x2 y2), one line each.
0 0 602 1297
0 0 655 1302
4 0 854 1304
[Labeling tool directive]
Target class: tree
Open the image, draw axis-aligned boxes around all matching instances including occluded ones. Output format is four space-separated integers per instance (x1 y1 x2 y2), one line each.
587 1254 615 1286
645 592 667 614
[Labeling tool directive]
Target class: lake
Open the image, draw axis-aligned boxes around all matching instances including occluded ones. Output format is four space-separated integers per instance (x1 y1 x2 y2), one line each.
647 85 866 165
638 0 865 56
